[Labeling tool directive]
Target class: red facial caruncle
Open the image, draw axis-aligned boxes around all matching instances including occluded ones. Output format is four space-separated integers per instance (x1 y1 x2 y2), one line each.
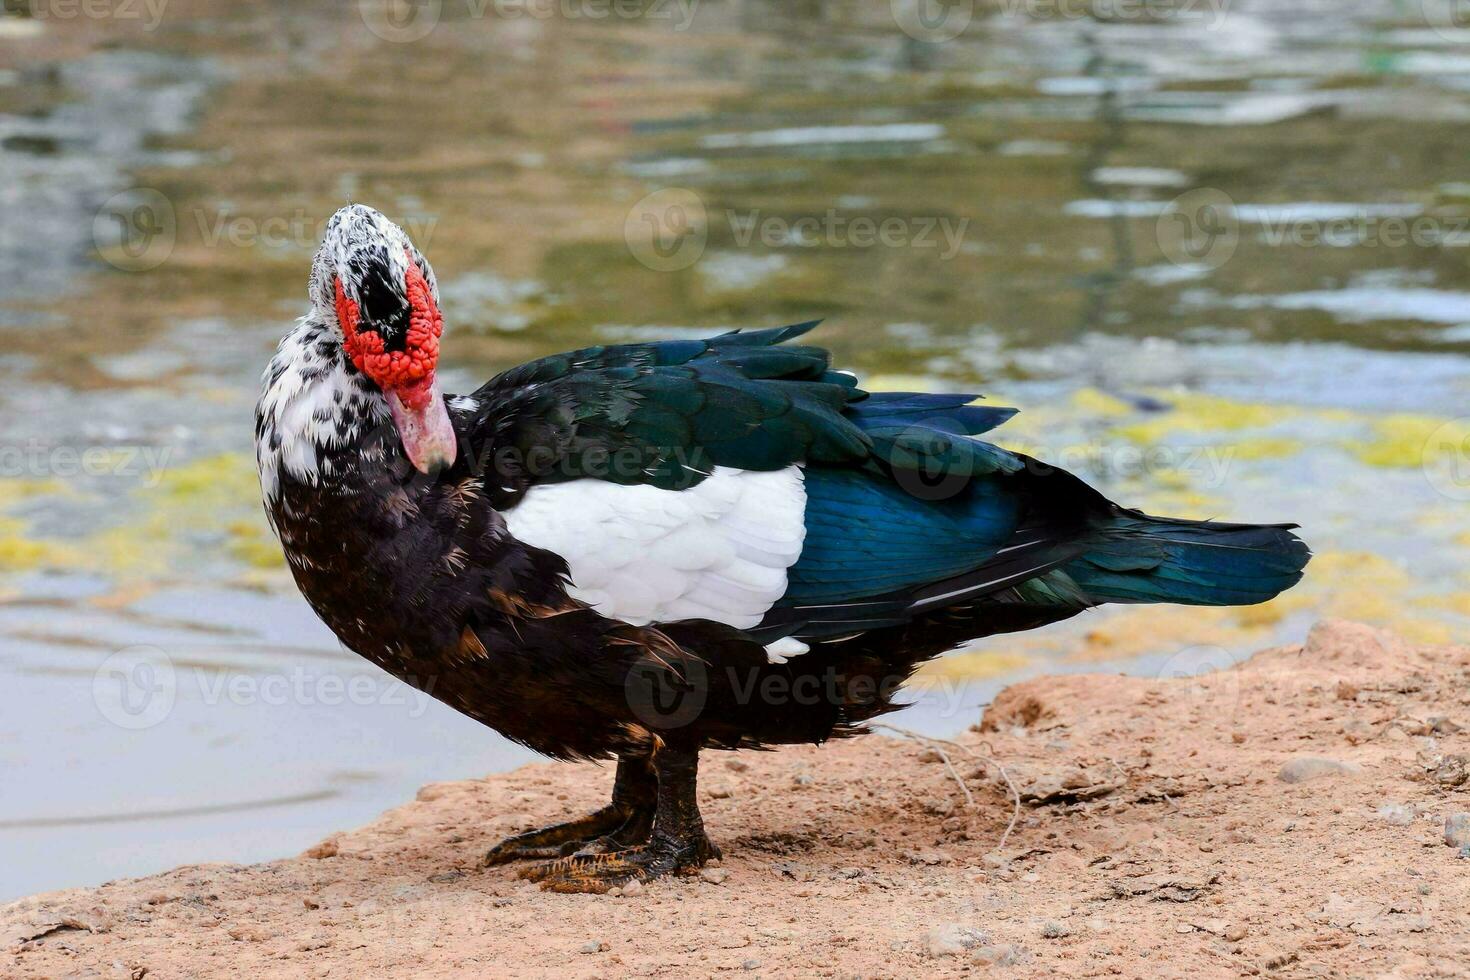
334 247 443 409
334 246 457 474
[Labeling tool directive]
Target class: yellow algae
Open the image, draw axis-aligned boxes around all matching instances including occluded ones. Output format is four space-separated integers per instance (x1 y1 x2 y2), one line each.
1346 414 1470 468
0 519 54 571
1228 437 1305 461
1132 488 1226 521
227 520 285 569
86 520 173 578
0 478 70 508
861 374 939 393
1415 591 1470 619
1060 606 1252 663
1234 590 1313 629
1070 387 1134 419
1390 619 1455 646
0 517 74 571
1111 392 1292 444
1321 589 1402 625
920 647 1032 680
1307 550 1412 591
153 452 260 503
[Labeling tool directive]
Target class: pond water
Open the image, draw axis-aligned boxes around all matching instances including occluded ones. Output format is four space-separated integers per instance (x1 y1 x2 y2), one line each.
1 0 1467 900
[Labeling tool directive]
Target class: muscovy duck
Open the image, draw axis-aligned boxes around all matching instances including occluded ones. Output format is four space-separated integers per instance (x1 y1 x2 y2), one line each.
256 205 1309 893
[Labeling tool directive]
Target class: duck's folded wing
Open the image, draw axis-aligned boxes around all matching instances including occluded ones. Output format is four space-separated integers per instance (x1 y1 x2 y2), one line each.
453 321 870 501
448 321 1054 636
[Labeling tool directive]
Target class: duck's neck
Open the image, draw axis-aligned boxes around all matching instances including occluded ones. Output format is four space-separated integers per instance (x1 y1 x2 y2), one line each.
255 311 389 508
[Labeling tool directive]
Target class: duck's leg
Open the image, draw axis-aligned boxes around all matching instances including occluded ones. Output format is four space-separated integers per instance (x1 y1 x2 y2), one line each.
523 742 720 893
482 753 656 866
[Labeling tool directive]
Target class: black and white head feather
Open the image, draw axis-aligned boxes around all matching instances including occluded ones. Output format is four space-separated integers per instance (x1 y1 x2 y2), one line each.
256 204 440 506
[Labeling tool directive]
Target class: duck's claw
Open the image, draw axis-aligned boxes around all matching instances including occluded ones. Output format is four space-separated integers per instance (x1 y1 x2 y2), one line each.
482 803 652 867
523 834 721 894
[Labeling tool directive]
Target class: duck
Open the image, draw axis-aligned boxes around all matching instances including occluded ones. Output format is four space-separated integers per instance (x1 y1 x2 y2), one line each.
255 204 1310 893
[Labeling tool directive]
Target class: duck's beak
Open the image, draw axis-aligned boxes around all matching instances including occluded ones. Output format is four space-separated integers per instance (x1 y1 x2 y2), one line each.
386 376 458 474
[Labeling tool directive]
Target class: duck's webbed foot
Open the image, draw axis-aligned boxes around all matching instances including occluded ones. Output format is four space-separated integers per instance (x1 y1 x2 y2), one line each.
482 754 655 866
525 744 719 894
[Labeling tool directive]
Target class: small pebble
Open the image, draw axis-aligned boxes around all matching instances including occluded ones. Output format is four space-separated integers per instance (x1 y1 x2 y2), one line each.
1277 757 1359 784
1224 924 1248 942
926 923 986 957
1377 803 1415 826
1041 921 1069 939
1445 813 1470 849
920 796 955 817
699 867 730 885
578 941 608 954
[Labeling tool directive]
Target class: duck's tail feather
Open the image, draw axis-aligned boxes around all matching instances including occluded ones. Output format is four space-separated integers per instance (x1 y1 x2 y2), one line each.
1064 512 1310 607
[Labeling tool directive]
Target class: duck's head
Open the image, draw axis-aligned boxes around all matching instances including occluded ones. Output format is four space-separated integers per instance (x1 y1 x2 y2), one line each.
309 204 457 474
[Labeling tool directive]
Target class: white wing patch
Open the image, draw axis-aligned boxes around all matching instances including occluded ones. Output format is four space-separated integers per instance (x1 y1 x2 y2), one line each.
502 466 806 630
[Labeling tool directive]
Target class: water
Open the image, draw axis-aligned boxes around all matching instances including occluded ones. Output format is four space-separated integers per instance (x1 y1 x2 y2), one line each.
1 0 1467 901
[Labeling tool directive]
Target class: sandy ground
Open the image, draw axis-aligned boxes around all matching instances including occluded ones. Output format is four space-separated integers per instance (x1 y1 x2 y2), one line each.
5 619 1469 979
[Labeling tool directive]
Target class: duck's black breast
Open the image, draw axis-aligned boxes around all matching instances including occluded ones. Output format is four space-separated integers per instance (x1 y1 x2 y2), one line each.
266 456 658 760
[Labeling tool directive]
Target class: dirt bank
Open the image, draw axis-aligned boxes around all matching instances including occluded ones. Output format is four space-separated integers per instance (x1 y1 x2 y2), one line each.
5 620 1468 978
